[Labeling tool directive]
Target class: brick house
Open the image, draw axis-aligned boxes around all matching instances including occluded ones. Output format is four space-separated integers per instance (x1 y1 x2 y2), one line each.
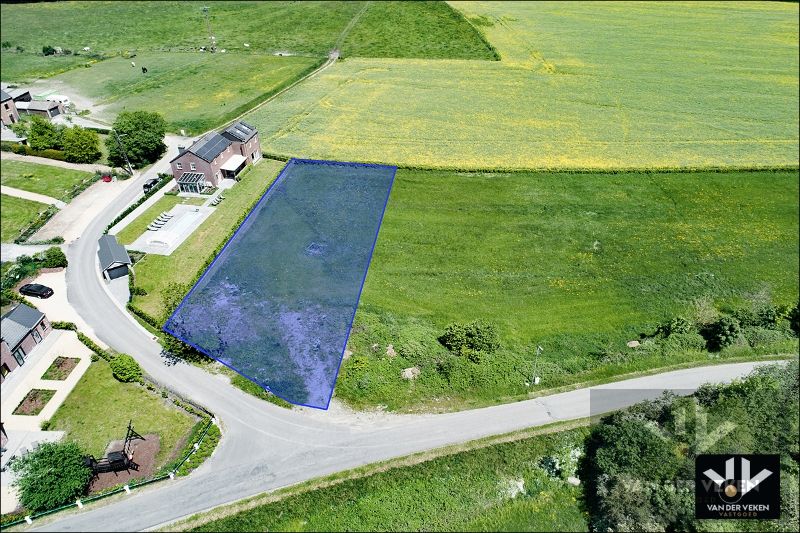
0 90 20 126
0 303 51 383
170 120 261 193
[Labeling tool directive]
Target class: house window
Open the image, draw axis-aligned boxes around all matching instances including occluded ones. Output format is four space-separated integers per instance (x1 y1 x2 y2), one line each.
32 329 42 344
190 162 196 171
1 363 10 377
176 162 183 170
3 103 8 110
40 321 48 331
12 347 25 366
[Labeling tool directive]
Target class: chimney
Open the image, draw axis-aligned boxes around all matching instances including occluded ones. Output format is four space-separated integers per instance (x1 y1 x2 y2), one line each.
178 146 186 155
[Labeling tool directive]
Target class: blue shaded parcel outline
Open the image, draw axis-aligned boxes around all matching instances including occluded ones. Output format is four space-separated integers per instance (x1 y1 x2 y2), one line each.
164 159 397 409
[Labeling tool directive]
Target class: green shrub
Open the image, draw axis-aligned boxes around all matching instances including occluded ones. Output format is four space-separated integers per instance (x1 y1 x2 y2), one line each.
39 246 68 268
789 303 799 335
438 320 501 357
90 353 99 362
660 332 707 354
705 316 741 351
51 321 78 331
656 316 694 337
10 441 92 512
742 326 790 348
109 354 142 382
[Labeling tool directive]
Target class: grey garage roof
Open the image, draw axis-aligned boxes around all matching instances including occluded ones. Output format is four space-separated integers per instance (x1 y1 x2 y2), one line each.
1 303 44 349
24 100 60 111
222 120 257 142
98 234 132 272
178 172 205 184
0 90 10 103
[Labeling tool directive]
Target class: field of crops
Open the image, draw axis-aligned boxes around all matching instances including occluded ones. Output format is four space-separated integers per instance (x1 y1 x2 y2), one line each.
52 53 320 134
335 168 799 410
246 1 799 169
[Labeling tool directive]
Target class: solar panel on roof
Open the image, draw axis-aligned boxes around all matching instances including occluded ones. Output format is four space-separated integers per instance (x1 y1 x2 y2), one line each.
191 133 230 162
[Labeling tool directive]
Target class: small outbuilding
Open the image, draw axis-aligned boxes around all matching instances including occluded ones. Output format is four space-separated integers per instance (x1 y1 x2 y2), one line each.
98 234 132 280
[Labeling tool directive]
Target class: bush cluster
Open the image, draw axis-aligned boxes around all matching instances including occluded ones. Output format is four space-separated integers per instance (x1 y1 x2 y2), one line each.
109 354 142 383
438 320 500 362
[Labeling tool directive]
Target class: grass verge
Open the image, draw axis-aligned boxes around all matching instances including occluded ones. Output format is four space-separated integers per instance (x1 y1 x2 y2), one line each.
0 194 49 242
0 160 94 202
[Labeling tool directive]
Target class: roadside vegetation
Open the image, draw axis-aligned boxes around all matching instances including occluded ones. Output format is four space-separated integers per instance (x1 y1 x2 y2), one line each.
337 169 799 411
178 362 798 532
189 425 589 532
1 160 95 201
8 116 102 163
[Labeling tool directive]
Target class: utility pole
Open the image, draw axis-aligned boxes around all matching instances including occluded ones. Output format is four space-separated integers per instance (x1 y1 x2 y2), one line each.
532 345 543 385
112 129 134 176
201 7 216 52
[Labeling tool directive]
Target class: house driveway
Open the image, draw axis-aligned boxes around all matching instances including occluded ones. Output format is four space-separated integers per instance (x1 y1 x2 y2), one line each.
32 178 138 243
28 270 107 348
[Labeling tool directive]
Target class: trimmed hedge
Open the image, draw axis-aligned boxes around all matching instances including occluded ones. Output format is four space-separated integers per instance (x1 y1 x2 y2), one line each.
109 354 143 382
127 303 160 328
105 173 173 233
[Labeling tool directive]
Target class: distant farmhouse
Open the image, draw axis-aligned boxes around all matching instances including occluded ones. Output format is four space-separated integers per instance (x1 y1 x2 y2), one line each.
15 99 64 119
170 120 261 193
0 90 19 126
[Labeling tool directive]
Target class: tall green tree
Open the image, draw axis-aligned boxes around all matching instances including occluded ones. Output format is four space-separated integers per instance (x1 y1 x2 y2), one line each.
61 126 101 163
11 441 92 512
106 111 167 169
27 115 61 150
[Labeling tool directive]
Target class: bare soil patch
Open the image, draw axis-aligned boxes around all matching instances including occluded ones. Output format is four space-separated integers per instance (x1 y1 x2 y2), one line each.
41 356 80 380
88 434 161 493
12 388 56 415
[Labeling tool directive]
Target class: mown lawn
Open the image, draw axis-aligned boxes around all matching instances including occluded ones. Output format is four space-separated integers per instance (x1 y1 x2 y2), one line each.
0 194 47 242
249 1 798 169
114 195 202 245
1 160 94 201
190 427 589 532
130 160 284 319
336 169 799 410
53 53 321 134
48 359 197 466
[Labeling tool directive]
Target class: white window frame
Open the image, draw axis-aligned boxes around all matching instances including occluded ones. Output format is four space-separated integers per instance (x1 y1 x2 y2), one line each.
190 162 196 171
176 162 183 170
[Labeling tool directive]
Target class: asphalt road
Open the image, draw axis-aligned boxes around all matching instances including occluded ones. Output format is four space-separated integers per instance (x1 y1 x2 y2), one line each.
35 148 777 531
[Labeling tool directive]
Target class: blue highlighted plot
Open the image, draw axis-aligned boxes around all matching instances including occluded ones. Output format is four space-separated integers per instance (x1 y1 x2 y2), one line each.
164 159 396 409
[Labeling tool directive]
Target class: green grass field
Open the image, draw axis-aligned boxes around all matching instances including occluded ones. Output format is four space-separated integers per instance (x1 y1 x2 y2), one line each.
130 160 284 318
340 1 496 60
335 168 799 410
53 53 321 134
0 194 48 242
189 426 589 532
1 160 94 201
0 1 494 81
246 1 798 169
48 359 197 466
114 195 204 245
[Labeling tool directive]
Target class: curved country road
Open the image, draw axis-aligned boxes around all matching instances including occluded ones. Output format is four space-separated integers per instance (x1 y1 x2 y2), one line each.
30 164 779 531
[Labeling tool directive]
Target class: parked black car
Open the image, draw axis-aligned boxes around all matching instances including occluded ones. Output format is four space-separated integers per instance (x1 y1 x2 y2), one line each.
142 178 159 194
19 283 54 299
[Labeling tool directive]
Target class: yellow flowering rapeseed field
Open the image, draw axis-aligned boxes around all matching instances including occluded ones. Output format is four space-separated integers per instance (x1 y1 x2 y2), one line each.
247 1 799 169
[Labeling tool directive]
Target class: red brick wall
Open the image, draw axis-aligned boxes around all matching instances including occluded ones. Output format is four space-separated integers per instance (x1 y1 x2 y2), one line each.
1 99 20 126
0 315 51 384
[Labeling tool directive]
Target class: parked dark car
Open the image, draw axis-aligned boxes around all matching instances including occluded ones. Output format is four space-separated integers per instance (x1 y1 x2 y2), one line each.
19 283 54 299
143 178 159 194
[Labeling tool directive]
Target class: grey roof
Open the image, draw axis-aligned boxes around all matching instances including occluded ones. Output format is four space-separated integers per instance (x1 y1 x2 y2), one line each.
25 100 60 111
0 90 10 102
1 303 44 349
98 234 132 271
187 132 231 163
222 120 257 143
178 172 205 184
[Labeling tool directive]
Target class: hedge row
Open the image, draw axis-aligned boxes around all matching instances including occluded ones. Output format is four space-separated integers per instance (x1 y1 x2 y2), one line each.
1 141 68 161
14 205 59 244
105 173 173 233
126 303 160 329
